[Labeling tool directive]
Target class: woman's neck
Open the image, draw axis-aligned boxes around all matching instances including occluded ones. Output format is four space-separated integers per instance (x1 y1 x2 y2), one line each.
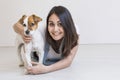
53 38 64 53
55 38 62 45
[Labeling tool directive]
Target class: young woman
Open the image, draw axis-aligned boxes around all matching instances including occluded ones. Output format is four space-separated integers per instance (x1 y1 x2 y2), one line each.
13 6 80 74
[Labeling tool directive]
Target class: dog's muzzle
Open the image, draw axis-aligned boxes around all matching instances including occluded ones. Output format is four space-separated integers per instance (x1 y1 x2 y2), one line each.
25 30 30 35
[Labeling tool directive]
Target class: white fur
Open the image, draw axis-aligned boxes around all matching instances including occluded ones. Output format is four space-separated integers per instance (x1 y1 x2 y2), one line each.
17 16 44 69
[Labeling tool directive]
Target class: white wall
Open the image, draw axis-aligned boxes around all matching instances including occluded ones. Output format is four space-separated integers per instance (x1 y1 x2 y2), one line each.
0 0 120 46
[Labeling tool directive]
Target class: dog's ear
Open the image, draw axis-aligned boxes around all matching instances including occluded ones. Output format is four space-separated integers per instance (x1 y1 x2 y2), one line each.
32 14 42 23
18 15 27 24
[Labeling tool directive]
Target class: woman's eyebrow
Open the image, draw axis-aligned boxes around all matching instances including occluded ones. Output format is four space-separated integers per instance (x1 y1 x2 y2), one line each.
57 21 61 24
48 21 53 22
57 21 61 23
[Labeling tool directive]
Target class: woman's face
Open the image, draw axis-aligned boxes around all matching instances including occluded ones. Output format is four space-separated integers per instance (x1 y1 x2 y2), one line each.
48 13 64 41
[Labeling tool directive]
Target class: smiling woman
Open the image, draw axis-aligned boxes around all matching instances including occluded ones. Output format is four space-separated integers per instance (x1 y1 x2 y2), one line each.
13 6 80 74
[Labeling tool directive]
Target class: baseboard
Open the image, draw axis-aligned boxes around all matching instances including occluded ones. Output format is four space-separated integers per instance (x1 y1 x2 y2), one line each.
0 43 120 47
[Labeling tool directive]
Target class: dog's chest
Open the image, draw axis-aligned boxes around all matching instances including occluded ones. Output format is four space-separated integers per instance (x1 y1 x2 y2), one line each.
31 30 42 48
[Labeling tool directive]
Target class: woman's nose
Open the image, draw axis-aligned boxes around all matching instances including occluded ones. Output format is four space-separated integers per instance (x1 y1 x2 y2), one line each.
54 25 59 32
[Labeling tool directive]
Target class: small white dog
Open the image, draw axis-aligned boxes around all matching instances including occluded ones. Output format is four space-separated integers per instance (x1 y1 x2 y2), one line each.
16 14 44 69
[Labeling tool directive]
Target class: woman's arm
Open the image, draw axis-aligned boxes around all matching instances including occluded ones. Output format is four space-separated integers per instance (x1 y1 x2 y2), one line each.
13 22 32 43
27 44 79 74
47 44 79 72
13 22 24 36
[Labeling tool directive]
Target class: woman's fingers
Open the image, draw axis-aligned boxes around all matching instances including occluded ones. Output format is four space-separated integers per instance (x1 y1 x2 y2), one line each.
31 61 39 66
22 35 32 43
27 66 37 74
26 67 33 74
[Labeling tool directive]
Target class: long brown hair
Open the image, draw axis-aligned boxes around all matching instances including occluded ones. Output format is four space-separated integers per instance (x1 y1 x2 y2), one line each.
45 6 78 57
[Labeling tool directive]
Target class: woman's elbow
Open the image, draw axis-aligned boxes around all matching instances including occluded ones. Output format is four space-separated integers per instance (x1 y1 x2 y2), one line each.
65 59 73 68
13 23 17 32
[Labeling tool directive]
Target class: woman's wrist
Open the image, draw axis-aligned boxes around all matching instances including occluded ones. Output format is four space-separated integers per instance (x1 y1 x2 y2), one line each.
42 65 53 73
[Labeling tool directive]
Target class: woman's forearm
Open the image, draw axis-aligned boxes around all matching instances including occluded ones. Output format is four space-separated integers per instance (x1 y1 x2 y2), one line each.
46 57 71 73
45 45 79 73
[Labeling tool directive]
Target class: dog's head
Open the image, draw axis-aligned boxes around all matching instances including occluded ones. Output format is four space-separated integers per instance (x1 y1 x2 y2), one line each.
19 14 42 36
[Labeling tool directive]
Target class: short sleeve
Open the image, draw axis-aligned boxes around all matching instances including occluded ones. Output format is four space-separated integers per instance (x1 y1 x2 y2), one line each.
75 24 80 36
75 24 80 44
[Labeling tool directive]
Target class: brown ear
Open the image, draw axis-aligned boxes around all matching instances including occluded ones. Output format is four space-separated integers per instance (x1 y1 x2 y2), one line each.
32 14 42 22
18 15 27 24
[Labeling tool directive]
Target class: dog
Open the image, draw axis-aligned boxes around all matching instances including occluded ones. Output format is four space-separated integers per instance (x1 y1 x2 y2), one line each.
16 14 44 69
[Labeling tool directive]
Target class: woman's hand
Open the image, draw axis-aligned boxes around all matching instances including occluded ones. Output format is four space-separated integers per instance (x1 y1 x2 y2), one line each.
22 34 32 43
26 62 48 74
13 22 32 43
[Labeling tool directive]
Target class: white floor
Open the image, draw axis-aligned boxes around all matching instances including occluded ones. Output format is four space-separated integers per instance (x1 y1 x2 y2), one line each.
0 44 120 80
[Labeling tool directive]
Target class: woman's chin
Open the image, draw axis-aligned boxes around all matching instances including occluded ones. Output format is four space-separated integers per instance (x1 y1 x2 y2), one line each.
52 37 62 41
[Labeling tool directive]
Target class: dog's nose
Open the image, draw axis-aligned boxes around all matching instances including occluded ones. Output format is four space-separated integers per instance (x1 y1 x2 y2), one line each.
25 30 29 35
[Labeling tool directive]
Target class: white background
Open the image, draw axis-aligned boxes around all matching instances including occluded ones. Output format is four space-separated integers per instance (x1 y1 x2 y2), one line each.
0 0 120 46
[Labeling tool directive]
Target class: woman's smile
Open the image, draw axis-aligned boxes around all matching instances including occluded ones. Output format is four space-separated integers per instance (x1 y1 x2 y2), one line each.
50 31 63 40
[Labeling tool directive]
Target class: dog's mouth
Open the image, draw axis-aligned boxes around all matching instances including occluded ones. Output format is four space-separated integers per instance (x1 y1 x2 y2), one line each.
24 29 34 36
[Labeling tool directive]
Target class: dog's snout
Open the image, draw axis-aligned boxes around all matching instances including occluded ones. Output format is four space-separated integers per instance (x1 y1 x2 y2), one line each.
25 30 29 35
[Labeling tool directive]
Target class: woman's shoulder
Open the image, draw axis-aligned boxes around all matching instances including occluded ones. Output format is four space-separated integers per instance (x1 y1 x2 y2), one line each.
75 24 80 36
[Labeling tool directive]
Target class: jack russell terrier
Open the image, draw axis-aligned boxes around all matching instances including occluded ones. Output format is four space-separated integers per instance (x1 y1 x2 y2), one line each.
16 14 44 69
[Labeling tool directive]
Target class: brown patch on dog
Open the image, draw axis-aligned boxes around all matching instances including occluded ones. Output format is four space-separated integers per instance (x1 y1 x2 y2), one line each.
28 14 42 31
18 15 27 24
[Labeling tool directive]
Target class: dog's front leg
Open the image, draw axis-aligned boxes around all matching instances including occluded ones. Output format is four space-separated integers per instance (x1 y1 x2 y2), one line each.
24 43 32 67
38 47 44 64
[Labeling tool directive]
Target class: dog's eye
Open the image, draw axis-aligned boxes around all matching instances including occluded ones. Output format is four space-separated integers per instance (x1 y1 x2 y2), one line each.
31 23 35 26
23 23 26 27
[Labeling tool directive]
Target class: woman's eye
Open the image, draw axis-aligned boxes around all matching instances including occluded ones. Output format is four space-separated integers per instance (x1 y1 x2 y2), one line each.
58 23 62 27
49 23 54 26
23 23 26 27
